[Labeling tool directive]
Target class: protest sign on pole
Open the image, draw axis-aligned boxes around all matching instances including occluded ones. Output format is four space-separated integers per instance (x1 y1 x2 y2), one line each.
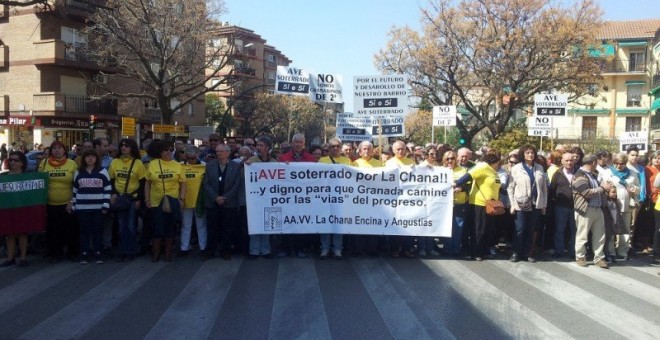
310 73 343 104
275 66 310 96
527 116 554 137
619 131 648 153
432 106 457 126
336 112 373 142
353 75 408 138
245 162 453 237
533 94 568 116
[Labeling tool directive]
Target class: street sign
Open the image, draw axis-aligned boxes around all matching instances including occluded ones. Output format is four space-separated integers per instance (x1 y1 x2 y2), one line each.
534 94 568 116
121 116 136 137
189 126 214 140
432 105 457 126
275 66 310 96
528 128 553 137
152 124 184 134
309 73 343 104
336 113 373 142
620 131 648 153
353 75 408 116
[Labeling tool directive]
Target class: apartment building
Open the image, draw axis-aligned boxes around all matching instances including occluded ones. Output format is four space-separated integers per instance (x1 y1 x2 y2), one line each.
206 23 291 138
557 19 660 149
0 1 206 149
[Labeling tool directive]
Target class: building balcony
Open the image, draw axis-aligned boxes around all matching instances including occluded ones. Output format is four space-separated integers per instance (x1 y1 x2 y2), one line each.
32 93 117 115
651 113 660 131
600 58 647 74
653 74 660 89
234 65 256 76
33 40 116 70
55 0 104 19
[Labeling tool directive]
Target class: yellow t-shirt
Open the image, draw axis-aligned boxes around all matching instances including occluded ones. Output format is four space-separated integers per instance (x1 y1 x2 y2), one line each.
385 156 415 167
452 165 469 204
108 157 147 198
547 164 559 184
145 159 186 207
468 162 501 207
39 158 77 205
319 155 352 165
181 162 206 209
352 157 383 168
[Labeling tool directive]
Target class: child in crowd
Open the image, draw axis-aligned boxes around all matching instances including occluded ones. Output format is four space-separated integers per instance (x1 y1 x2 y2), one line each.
604 186 624 263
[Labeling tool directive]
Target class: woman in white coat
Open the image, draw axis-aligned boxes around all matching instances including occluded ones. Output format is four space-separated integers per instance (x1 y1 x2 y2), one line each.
600 152 639 260
507 145 548 263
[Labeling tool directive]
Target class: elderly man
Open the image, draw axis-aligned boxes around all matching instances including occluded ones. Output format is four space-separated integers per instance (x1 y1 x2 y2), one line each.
318 138 351 259
203 143 241 261
550 152 577 258
277 133 315 257
572 154 612 268
386 140 415 258
203 133 221 162
243 138 256 155
245 136 277 259
351 140 382 256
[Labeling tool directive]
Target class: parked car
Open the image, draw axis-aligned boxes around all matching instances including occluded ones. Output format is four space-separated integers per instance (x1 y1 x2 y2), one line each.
25 150 44 172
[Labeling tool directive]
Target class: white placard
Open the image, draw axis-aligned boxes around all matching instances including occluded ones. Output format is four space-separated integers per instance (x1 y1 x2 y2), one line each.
245 162 453 236
353 75 408 116
619 131 648 153
275 66 310 96
528 129 553 137
336 112 373 142
188 126 215 140
534 93 568 116
309 73 343 104
432 105 457 126
527 116 554 137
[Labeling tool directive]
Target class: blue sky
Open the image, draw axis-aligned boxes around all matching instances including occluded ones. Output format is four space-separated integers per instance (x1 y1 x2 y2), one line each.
223 0 660 111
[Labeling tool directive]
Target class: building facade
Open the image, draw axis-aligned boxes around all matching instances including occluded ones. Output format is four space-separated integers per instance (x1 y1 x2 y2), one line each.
0 1 207 149
557 19 660 151
206 23 291 139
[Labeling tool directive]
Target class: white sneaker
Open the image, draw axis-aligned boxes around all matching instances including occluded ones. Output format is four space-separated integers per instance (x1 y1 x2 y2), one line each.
418 249 427 257
320 250 329 259
333 250 343 259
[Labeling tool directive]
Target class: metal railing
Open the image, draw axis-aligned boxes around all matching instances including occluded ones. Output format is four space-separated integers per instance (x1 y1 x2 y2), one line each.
32 94 117 114
600 58 646 73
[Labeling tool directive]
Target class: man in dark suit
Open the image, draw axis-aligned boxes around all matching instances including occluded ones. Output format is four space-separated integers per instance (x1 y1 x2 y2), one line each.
203 143 241 260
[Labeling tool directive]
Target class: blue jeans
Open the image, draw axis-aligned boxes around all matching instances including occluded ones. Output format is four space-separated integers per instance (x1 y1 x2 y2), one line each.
77 210 104 254
450 204 468 255
117 201 138 255
554 205 576 256
320 234 343 252
249 234 271 255
513 209 539 256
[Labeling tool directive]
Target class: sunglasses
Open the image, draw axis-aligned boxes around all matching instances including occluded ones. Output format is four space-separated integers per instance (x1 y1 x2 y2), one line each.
209 139 219 142
445 157 456 161
120 143 130 147
8 158 21 162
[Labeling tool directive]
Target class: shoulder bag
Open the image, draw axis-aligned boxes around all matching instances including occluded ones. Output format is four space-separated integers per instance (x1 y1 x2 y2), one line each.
110 158 136 212
158 160 172 213
476 180 505 216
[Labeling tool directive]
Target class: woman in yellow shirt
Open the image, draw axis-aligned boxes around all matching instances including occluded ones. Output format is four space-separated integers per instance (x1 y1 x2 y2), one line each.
454 153 502 261
108 138 146 262
39 141 78 263
144 140 186 262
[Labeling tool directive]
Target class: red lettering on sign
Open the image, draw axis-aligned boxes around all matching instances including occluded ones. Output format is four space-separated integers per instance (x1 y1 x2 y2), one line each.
257 169 285 180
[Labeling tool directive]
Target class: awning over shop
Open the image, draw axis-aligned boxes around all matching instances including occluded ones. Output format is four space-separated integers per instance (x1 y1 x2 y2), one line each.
588 43 615 57
651 97 660 111
615 108 649 115
618 41 647 47
568 108 610 115
625 80 646 86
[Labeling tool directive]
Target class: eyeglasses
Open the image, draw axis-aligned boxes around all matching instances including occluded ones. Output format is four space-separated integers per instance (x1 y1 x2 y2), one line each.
8 158 21 162
445 157 456 161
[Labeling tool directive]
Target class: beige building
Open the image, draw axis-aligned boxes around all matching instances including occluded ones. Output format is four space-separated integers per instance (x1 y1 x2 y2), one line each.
0 1 206 149
206 23 291 138
557 19 660 151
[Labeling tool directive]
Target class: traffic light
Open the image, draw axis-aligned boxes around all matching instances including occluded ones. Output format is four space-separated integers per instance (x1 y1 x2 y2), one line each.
459 137 467 146
89 115 97 130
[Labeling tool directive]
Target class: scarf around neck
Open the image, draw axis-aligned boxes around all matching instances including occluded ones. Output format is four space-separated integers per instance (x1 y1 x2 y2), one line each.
609 165 630 185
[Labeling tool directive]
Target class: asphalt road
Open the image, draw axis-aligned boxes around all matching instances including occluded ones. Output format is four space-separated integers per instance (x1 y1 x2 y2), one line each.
1 252 659 340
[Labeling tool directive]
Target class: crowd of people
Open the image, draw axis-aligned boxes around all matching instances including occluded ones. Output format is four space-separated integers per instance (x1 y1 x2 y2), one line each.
1 133 660 270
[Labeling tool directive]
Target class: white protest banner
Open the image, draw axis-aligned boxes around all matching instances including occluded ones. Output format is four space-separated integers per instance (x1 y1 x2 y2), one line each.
527 116 554 137
245 162 453 237
309 73 343 104
619 130 648 153
533 93 568 116
353 75 408 116
336 112 373 142
432 105 457 126
275 66 310 96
